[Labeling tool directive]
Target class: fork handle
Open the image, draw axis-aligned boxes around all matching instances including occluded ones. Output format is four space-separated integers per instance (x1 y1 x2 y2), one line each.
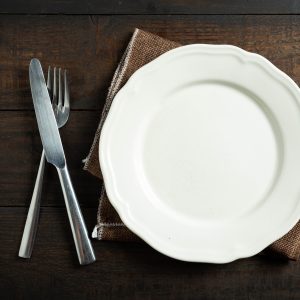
19 150 46 258
57 165 96 265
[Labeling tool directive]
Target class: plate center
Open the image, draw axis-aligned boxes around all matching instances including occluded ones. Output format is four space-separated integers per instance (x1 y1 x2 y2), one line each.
141 82 279 221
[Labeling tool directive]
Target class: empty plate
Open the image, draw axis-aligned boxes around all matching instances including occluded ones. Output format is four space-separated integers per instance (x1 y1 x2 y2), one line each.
99 44 300 263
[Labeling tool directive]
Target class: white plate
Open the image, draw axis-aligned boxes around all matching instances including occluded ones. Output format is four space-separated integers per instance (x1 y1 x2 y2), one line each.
99 44 300 263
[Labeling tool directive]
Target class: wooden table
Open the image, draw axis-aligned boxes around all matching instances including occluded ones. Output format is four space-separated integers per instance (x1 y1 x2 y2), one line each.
1 1 300 299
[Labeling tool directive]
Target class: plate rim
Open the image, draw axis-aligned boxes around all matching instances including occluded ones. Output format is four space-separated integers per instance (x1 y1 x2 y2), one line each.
99 44 300 263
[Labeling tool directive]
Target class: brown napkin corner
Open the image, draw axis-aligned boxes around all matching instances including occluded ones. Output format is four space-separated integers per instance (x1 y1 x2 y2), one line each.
84 28 300 260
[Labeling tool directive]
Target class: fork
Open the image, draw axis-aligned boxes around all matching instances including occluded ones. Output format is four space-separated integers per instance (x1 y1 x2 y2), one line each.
19 66 70 258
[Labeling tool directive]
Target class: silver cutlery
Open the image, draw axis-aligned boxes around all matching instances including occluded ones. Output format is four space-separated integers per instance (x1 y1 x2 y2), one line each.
19 65 71 259
20 58 96 265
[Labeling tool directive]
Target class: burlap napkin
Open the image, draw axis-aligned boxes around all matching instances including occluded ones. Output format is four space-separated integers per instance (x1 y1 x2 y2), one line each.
84 28 300 260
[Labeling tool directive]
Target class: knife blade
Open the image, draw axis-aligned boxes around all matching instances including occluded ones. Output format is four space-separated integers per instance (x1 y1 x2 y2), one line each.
29 59 65 168
29 58 96 265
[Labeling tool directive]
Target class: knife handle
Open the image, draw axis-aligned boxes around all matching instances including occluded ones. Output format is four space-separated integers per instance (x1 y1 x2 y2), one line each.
57 165 96 265
19 149 46 258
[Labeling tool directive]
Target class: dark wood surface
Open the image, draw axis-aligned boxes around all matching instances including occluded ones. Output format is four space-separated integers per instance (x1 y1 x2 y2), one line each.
1 0 300 15
1 2 300 300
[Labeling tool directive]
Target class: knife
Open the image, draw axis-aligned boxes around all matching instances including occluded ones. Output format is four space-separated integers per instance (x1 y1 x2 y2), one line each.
29 58 96 265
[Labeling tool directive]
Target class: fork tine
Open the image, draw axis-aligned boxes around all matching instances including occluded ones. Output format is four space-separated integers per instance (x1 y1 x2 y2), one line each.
58 68 62 107
47 66 51 95
53 67 57 104
64 70 70 109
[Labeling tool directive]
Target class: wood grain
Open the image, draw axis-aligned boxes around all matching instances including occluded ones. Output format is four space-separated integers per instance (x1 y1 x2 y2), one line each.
1 207 300 300
1 15 300 110
1 0 300 15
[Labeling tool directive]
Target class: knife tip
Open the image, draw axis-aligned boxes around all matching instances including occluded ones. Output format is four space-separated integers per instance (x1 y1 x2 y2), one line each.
30 58 41 68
